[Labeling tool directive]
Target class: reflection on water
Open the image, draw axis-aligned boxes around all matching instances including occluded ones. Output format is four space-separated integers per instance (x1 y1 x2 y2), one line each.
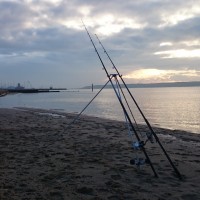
0 87 199 134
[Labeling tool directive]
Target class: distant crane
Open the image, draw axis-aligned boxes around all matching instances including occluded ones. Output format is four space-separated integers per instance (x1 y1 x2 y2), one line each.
27 81 33 89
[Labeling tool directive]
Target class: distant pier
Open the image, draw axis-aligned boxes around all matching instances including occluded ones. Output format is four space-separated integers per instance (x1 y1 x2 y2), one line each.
7 88 67 93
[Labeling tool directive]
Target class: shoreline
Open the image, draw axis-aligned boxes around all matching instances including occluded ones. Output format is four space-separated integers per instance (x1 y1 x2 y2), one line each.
1 108 200 199
13 106 200 142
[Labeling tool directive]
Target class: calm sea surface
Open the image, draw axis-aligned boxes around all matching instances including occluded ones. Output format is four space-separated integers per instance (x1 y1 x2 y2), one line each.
0 87 200 134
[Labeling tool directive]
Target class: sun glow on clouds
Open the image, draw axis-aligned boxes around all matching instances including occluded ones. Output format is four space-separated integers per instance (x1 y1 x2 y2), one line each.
159 42 173 47
181 40 200 46
123 69 200 83
78 6 91 16
61 19 83 30
59 6 93 31
154 49 200 58
159 40 200 47
10 1 145 37
62 12 146 36
124 69 166 81
96 15 145 35
159 40 200 48
95 16 146 36
160 5 200 27
61 15 146 36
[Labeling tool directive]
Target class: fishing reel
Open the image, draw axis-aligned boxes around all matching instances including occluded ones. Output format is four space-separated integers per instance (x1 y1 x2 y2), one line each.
132 141 145 150
130 157 150 166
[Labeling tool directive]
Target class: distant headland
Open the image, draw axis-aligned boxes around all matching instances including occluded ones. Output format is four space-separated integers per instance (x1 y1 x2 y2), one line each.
82 81 200 89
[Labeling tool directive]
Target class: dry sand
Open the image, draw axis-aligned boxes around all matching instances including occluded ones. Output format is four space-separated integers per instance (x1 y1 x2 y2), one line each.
0 107 200 200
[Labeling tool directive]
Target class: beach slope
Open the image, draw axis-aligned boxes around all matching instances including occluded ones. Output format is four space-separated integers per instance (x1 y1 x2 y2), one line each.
0 108 200 199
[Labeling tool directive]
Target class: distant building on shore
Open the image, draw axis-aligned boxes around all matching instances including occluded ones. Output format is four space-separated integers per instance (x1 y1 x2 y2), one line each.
15 83 24 90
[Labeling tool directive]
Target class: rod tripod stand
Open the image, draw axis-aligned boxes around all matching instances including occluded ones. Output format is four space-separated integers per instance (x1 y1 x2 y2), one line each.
68 73 181 179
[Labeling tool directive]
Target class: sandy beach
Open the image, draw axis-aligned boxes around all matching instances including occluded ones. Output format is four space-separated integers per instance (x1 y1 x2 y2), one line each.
0 108 200 200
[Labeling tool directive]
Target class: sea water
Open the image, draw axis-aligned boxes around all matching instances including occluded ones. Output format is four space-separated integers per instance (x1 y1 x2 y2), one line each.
0 87 199 134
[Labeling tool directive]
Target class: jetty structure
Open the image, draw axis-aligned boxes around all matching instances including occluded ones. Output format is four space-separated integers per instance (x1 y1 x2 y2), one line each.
1 83 67 94
69 21 182 179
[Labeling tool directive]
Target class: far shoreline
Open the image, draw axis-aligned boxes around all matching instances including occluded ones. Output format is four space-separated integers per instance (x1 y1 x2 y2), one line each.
81 81 200 89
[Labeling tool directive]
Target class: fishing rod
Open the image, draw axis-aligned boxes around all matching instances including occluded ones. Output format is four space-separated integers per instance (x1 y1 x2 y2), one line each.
82 21 158 177
95 34 182 179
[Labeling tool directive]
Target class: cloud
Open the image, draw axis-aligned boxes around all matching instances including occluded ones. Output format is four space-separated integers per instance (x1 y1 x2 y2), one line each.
0 0 200 87
159 3 200 27
154 49 200 58
159 42 173 47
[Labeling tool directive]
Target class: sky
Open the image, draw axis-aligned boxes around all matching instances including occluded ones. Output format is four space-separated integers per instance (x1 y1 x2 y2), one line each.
0 0 200 88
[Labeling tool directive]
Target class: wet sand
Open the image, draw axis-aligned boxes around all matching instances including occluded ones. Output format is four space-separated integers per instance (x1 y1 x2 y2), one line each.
0 108 200 200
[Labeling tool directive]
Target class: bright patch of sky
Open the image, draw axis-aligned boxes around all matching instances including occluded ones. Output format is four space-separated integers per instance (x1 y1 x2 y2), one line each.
159 42 173 47
155 49 200 58
124 69 200 83
159 5 200 27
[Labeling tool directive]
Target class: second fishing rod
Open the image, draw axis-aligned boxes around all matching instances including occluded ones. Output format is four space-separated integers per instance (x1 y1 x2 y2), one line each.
82 21 158 177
